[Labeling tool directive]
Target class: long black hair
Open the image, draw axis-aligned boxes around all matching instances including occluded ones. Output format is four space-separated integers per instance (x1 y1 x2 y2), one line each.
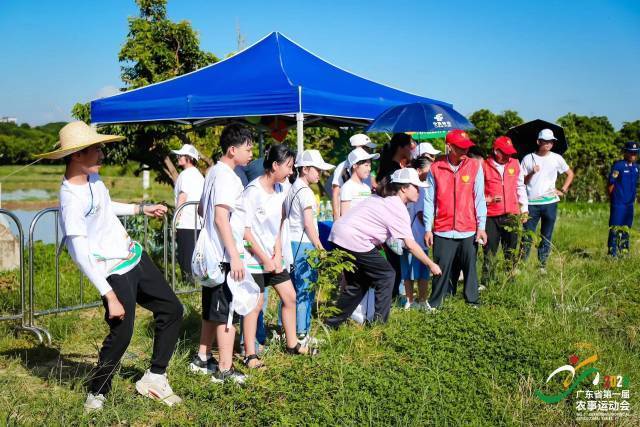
263 144 296 173
375 176 411 197
377 133 413 179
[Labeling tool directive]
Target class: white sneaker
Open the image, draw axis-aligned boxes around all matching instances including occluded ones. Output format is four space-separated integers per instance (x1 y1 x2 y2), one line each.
135 370 182 406
84 393 106 412
403 300 412 310
298 334 322 348
422 302 437 313
478 285 487 292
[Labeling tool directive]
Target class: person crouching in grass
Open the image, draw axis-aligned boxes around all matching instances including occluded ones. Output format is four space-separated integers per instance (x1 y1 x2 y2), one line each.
325 168 442 327
35 121 183 411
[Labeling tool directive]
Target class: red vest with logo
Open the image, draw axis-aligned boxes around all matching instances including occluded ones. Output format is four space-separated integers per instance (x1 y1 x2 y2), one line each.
431 157 480 232
483 157 520 217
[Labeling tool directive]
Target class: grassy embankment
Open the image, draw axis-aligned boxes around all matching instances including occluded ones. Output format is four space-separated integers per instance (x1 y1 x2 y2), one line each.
0 164 173 210
0 194 638 423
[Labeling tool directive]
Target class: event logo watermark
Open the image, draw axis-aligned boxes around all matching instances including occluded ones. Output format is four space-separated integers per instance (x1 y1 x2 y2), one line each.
535 348 631 422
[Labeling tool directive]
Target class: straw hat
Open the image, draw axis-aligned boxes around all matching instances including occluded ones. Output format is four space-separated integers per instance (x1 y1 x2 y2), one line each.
34 121 125 160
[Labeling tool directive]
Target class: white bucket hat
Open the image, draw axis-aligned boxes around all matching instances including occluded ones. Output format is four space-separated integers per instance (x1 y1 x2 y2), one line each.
295 149 335 170
411 142 441 159
347 147 380 169
226 272 261 326
537 129 557 141
349 133 377 149
171 144 200 161
34 121 125 160
390 168 429 187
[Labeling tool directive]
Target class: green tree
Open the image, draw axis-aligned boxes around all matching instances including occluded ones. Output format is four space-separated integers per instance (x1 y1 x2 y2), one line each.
558 113 618 202
616 120 640 148
468 109 523 155
72 0 218 185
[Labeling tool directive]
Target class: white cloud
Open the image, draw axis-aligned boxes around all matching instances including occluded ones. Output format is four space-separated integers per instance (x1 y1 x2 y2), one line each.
95 85 120 99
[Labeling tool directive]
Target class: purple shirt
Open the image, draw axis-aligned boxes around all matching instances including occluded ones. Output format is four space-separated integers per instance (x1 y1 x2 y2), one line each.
329 195 413 253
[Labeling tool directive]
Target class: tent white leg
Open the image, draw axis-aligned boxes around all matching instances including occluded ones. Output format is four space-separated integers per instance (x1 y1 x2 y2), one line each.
296 112 304 154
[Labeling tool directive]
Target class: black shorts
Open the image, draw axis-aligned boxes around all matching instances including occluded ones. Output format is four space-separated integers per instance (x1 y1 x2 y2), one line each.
252 270 291 292
201 263 240 324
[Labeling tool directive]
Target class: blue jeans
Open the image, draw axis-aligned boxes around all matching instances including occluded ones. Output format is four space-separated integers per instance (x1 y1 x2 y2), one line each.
522 202 558 265
287 242 316 335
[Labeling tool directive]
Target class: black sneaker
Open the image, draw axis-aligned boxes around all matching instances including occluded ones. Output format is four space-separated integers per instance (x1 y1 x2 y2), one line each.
211 366 246 384
189 354 218 375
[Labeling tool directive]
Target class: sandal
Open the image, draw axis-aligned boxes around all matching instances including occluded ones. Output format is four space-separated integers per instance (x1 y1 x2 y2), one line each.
285 342 319 356
242 354 265 369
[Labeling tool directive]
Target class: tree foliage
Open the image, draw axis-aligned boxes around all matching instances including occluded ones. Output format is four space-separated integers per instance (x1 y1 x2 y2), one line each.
71 0 218 185
467 109 524 156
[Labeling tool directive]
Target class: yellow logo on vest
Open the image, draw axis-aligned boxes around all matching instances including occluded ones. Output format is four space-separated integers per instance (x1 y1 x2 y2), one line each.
508 167 515 175
612 170 620 178
461 175 470 183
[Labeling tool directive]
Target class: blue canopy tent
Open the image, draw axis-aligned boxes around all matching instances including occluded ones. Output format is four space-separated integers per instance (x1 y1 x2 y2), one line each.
91 32 451 152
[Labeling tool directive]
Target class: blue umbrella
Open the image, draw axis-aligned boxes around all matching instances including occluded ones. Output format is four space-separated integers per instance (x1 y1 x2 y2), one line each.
366 102 473 133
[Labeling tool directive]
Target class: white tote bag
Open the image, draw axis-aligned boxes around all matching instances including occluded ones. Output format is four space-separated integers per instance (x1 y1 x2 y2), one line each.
191 226 225 287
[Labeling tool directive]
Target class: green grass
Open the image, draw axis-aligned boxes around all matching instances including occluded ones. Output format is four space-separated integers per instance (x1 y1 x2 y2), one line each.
0 164 174 203
0 203 639 425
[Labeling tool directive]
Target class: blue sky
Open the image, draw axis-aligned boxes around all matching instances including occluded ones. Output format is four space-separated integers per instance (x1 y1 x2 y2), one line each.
1 0 639 128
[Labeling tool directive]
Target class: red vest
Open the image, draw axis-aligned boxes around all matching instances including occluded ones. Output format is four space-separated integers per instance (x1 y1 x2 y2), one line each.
483 157 521 217
431 157 480 232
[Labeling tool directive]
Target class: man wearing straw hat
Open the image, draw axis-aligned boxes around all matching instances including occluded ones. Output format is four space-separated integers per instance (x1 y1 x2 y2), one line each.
35 121 184 411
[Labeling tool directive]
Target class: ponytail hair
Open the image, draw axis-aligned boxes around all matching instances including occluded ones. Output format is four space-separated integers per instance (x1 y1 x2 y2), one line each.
263 144 296 173
375 176 410 197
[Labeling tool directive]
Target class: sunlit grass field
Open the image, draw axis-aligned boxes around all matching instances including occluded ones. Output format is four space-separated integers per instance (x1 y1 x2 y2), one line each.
0 202 638 425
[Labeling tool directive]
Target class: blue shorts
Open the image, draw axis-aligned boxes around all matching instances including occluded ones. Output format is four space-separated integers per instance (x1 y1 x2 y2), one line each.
400 250 431 281
609 204 634 227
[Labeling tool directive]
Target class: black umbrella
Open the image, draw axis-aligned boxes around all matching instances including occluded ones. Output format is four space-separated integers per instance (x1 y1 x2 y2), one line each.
506 119 568 159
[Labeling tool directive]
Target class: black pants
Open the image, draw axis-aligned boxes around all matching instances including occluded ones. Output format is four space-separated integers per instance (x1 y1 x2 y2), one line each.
384 245 402 298
89 252 183 395
326 246 396 327
176 228 199 278
482 215 519 284
428 235 479 308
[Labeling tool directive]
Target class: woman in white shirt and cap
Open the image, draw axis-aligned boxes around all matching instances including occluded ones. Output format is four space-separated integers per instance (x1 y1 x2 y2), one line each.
285 150 334 340
172 144 205 279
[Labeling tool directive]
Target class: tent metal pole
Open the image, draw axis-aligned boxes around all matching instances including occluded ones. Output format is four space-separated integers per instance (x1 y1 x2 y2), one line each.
296 85 304 153
296 112 304 154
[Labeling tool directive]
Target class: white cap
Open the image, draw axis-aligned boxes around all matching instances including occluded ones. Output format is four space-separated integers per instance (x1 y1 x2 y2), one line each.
349 133 377 148
171 144 200 160
295 149 335 170
390 168 429 187
226 272 261 316
411 142 441 159
347 147 380 169
537 129 557 141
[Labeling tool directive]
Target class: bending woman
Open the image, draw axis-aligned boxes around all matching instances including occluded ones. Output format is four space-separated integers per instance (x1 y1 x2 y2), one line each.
325 168 442 327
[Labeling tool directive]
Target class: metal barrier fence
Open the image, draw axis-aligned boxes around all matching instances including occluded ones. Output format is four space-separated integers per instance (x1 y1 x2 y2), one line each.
0 209 49 343
1 204 194 345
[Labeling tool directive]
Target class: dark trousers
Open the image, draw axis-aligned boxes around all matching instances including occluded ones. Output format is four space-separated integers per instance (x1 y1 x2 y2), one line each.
326 246 396 327
428 235 479 308
89 252 183 395
384 246 402 298
176 228 199 278
608 204 634 257
521 203 558 265
482 215 519 284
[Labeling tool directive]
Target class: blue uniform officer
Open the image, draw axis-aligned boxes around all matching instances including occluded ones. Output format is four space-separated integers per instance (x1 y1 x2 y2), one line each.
608 141 640 256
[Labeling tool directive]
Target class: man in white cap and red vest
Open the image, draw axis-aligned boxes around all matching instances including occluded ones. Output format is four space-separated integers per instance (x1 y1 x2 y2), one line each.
35 121 183 411
423 129 487 308
481 136 528 287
